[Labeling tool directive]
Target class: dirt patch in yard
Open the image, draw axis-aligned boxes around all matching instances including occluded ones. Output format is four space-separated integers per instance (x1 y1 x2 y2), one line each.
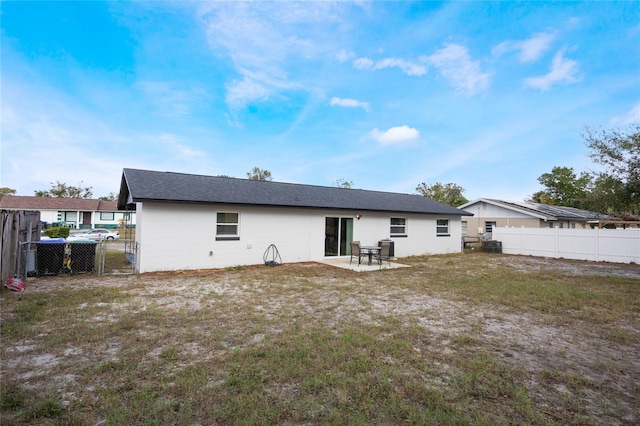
497 255 640 278
2 254 639 425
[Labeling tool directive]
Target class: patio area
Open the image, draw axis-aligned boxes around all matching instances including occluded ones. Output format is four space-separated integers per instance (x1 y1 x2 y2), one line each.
318 257 411 272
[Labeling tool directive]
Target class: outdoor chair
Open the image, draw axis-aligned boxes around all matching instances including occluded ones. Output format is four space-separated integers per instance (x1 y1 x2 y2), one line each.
376 242 392 267
350 241 366 265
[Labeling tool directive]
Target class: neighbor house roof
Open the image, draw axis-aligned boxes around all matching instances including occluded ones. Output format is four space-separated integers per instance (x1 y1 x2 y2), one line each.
118 168 473 216
0 195 118 212
459 198 619 222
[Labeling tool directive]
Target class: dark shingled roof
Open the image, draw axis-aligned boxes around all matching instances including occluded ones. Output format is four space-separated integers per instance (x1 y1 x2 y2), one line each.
118 168 472 216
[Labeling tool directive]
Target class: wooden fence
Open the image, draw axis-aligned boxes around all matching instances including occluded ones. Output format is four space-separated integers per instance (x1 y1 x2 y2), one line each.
492 227 640 264
1 210 41 282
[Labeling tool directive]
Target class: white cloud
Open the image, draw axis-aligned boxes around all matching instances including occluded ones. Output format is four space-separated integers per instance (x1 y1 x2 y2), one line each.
610 103 640 126
492 31 557 63
136 81 207 117
160 133 209 161
336 49 355 63
376 58 427 76
369 125 420 145
353 57 374 70
425 44 491 95
197 2 344 109
524 50 580 90
353 56 426 76
330 97 370 111
225 77 273 109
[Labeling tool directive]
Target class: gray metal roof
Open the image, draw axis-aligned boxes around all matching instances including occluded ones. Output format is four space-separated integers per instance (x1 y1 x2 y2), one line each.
459 198 619 221
118 168 472 216
510 201 619 221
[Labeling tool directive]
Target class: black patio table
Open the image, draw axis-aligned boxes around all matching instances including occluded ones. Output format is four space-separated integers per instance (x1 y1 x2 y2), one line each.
360 246 381 265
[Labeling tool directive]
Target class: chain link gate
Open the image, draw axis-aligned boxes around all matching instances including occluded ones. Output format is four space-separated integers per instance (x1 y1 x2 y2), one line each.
12 238 137 277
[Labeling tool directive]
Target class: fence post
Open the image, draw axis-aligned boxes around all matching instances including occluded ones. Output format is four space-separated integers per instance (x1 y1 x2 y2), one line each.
595 227 600 262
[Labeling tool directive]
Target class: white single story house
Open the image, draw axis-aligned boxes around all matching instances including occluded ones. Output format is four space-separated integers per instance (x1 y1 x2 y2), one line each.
0 195 136 229
458 198 623 235
117 168 473 273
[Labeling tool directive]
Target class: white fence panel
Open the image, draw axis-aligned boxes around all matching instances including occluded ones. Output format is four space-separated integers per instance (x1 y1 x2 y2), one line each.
492 227 640 264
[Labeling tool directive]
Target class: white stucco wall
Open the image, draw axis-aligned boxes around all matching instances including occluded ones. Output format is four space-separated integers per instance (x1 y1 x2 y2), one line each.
39 210 59 224
134 201 463 273
462 202 534 219
38 209 137 228
350 212 462 258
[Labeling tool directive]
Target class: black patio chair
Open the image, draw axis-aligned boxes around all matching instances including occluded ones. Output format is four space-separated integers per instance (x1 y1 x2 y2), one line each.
350 241 366 265
375 241 392 267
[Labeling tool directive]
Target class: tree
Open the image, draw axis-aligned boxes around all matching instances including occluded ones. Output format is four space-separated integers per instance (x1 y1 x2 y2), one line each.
34 181 93 198
530 166 592 208
0 187 16 200
415 182 468 206
99 192 118 201
582 124 640 218
334 179 353 188
584 173 626 216
246 167 273 181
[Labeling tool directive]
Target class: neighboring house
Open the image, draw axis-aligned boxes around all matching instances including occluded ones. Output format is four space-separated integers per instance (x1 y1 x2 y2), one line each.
117 168 473 273
459 198 622 235
0 195 136 229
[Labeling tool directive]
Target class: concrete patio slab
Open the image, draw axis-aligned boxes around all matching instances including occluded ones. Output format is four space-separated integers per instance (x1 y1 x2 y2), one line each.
318 258 410 272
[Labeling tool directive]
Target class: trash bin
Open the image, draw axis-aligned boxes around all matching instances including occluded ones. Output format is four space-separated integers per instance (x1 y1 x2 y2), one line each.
68 239 97 273
485 240 502 254
378 239 395 257
36 239 66 275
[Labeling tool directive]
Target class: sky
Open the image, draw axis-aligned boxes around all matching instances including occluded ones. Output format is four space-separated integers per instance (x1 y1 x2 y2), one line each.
2 1 639 203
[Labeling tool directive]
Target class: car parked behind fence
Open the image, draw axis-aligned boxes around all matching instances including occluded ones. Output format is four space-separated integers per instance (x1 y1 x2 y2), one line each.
67 229 120 241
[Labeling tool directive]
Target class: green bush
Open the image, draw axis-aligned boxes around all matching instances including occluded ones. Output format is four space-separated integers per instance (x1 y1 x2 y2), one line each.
44 227 70 238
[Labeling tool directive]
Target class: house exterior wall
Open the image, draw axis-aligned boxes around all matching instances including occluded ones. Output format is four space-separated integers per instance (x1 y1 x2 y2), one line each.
134 201 463 273
460 201 599 234
90 211 136 229
463 216 543 235
38 209 136 229
461 202 546 235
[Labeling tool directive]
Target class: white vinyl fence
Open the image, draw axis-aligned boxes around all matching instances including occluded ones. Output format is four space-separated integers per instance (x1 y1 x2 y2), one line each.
492 227 640 264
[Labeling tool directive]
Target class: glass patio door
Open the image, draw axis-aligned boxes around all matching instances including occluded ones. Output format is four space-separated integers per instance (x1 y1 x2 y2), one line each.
324 217 354 256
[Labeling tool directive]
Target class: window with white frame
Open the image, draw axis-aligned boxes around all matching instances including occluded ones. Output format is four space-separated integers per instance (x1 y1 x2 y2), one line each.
436 219 450 236
461 221 468 235
216 212 239 240
390 217 407 237
100 212 115 220
485 221 496 234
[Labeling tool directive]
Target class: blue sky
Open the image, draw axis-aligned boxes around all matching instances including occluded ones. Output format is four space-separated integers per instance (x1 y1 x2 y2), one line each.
2 1 639 202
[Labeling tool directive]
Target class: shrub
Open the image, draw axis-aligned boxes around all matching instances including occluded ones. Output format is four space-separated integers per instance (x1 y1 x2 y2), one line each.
44 227 70 238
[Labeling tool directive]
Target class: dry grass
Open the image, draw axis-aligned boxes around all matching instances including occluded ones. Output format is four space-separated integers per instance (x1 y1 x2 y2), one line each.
1 253 639 425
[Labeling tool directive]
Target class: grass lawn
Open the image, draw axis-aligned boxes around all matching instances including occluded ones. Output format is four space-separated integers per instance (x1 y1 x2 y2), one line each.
1 253 639 425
